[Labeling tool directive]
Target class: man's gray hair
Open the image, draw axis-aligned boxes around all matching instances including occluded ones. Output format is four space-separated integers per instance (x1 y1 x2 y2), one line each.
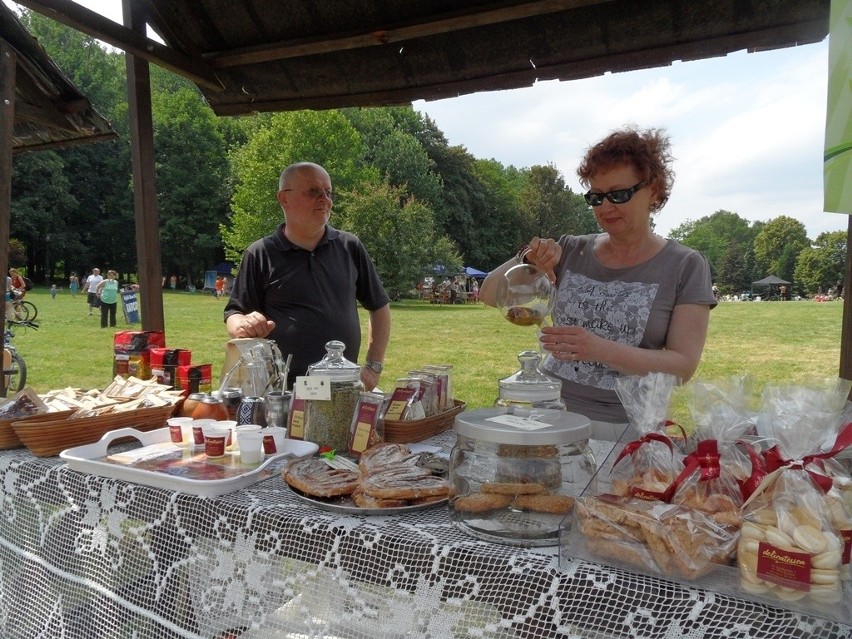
278 162 325 191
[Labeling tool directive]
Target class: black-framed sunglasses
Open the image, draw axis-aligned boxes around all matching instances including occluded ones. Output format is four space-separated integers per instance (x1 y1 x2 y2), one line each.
583 180 647 207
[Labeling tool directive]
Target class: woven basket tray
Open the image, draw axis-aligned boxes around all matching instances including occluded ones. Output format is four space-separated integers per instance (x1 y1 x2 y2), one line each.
0 410 76 450
383 399 465 444
12 404 176 457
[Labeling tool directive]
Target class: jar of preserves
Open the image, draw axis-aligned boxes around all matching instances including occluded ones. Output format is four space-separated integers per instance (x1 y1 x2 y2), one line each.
303 340 363 454
495 350 566 411
449 407 596 547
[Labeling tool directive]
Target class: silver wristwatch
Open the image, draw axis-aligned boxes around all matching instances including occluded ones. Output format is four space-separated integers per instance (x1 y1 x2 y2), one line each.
364 360 383 374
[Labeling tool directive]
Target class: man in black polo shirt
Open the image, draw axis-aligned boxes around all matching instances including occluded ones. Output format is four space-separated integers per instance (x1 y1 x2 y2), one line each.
224 162 391 390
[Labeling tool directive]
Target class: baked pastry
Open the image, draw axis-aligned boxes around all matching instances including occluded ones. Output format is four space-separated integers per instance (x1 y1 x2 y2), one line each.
481 481 546 495
283 457 361 498
358 442 417 475
513 493 575 515
360 465 450 500
351 485 408 509
453 493 514 513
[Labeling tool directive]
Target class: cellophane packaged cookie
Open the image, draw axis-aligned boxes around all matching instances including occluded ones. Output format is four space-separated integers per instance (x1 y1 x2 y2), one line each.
672 376 756 524
609 372 683 500
738 380 852 606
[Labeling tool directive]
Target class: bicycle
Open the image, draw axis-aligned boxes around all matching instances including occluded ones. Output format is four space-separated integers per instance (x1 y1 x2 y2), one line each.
10 295 38 322
2 319 36 397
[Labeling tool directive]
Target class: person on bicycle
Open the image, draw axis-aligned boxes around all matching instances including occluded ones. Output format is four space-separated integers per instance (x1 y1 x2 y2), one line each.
8 269 25 299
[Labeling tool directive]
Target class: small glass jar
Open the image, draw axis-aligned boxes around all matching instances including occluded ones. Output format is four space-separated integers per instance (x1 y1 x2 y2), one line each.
495 350 566 411
449 407 596 547
303 341 363 453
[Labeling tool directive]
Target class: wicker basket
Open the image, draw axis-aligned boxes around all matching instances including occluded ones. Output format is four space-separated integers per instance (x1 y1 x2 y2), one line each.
0 410 76 450
383 399 465 444
12 404 176 457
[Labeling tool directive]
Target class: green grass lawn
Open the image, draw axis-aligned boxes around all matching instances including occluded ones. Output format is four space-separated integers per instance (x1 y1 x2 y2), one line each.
6 287 845 425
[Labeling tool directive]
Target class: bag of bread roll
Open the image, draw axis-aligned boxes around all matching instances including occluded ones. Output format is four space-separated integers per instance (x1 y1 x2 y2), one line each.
736 383 852 605
610 373 682 501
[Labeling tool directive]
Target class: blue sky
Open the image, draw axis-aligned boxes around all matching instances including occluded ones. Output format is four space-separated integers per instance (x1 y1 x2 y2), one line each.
22 1 849 241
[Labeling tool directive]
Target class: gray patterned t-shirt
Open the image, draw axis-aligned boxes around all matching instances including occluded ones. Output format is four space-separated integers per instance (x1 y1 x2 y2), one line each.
542 234 716 423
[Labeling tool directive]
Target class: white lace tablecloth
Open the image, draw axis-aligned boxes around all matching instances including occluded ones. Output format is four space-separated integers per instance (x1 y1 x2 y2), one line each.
0 431 849 639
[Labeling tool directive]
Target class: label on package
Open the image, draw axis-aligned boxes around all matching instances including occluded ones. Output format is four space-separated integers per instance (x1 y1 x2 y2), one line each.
757 542 812 590
485 414 552 431
293 375 331 401
288 397 306 439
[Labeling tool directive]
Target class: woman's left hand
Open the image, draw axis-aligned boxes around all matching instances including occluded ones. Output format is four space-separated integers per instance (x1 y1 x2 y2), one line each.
540 325 598 363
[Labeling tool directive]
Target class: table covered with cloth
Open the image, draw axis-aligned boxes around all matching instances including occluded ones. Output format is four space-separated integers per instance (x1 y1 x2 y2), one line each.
0 430 849 639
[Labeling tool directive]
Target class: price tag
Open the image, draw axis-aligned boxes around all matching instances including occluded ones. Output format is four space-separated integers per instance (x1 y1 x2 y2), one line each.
486 413 552 431
293 375 332 401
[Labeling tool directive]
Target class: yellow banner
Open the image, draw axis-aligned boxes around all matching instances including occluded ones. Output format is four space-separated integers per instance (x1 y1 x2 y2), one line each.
824 0 852 214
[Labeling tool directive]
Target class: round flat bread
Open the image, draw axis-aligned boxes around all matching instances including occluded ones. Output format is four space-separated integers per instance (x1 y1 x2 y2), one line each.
358 442 417 475
283 457 361 498
360 465 450 500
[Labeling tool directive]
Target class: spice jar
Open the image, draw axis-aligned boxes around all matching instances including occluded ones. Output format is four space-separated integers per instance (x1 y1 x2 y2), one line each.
191 394 229 421
303 340 363 454
449 407 596 547
495 350 566 411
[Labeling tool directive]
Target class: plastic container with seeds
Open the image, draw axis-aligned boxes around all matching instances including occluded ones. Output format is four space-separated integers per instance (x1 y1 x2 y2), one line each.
303 341 363 454
495 350 566 411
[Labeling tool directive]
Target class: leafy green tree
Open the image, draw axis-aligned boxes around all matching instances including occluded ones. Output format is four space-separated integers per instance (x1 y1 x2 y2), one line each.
716 240 756 295
669 210 756 281
335 180 461 299
153 85 232 285
343 108 443 208
794 230 848 295
470 159 526 268
223 110 371 262
518 164 594 240
753 216 810 282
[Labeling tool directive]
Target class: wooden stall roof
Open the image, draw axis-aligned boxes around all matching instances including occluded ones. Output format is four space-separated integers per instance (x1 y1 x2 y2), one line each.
1 2 115 152
15 0 830 116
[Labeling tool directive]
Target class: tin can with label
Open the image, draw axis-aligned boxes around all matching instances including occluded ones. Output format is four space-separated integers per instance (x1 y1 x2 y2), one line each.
220 387 244 421
264 391 291 429
237 395 267 427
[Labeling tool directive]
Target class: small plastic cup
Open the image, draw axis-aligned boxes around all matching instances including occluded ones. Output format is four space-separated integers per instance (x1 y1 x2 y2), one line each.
167 417 193 448
261 426 286 454
235 424 262 451
192 418 216 446
238 431 264 465
214 419 238 450
202 424 229 458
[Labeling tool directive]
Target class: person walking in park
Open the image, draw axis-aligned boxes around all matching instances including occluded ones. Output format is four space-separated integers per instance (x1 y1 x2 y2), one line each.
69 272 79 297
95 270 119 328
83 268 103 316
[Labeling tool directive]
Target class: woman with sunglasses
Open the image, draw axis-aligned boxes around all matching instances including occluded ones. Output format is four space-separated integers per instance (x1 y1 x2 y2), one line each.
481 126 716 440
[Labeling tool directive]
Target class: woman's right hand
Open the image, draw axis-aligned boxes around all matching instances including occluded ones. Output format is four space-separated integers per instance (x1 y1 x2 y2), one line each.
526 237 561 281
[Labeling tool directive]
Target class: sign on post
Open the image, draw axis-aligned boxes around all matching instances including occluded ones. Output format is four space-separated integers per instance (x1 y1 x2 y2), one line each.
121 290 140 324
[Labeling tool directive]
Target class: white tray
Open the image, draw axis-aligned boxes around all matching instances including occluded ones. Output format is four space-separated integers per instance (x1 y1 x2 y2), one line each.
60 427 318 496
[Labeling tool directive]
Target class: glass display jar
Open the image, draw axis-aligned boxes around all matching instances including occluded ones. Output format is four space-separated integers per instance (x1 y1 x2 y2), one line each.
303 341 363 453
449 407 596 547
495 350 566 411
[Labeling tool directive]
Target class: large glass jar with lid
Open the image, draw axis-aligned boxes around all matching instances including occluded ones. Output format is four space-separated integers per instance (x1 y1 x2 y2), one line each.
303 340 364 453
495 350 566 411
449 407 597 547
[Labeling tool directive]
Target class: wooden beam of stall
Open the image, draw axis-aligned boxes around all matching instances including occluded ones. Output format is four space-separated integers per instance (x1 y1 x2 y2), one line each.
14 0 223 91
0 40 16 396
124 0 163 333
206 0 602 68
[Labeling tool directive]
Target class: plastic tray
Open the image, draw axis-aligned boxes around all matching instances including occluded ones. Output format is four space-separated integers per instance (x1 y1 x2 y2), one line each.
60 427 318 496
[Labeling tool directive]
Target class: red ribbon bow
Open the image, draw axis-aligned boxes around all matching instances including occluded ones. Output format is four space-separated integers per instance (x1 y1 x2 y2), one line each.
762 421 852 494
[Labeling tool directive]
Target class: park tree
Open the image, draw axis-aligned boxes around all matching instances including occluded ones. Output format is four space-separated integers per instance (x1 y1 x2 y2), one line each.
343 108 443 208
153 84 232 286
517 165 594 240
470 159 527 269
669 210 756 281
794 230 848 295
334 180 461 299
753 216 810 283
223 110 372 263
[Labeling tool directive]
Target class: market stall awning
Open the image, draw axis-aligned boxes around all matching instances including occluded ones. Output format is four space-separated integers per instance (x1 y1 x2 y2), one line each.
753 275 792 286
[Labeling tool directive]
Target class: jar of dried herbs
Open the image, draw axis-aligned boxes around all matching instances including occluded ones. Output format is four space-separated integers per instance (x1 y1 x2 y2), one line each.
303 340 363 454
